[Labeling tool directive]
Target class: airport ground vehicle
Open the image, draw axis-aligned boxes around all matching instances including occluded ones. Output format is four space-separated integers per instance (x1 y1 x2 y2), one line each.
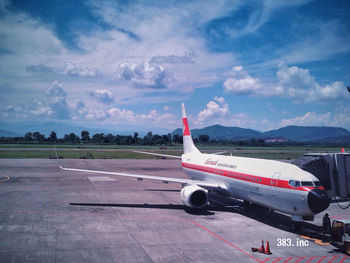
330 219 350 255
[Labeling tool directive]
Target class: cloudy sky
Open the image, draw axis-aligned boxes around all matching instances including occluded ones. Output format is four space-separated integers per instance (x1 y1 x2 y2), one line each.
0 0 349 133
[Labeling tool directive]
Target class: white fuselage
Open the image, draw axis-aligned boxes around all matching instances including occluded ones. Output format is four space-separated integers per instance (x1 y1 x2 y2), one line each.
181 153 321 216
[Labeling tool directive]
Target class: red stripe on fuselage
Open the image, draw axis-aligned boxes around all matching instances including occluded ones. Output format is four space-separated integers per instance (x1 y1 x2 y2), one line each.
182 162 322 192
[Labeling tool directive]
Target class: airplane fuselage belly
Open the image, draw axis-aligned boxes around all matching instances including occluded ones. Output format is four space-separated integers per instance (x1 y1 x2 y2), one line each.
182 154 314 216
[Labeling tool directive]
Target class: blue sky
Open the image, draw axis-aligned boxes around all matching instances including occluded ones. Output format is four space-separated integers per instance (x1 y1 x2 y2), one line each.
0 0 349 133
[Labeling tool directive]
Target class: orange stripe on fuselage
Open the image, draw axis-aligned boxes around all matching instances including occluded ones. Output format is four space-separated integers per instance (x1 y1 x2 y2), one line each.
182 162 323 192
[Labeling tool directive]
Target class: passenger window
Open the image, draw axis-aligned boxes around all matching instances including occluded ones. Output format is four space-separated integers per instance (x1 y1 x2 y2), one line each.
288 180 295 187
295 181 301 187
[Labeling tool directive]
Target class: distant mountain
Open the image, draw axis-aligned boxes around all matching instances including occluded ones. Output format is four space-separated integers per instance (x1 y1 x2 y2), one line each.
0 129 21 137
172 125 350 143
172 124 261 140
261 126 350 142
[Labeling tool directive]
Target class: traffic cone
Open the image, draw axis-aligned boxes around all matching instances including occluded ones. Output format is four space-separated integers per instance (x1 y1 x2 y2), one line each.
341 148 345 153
259 240 265 253
265 241 272 255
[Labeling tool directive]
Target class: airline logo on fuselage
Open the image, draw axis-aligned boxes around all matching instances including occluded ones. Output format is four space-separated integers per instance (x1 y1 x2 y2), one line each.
205 158 237 169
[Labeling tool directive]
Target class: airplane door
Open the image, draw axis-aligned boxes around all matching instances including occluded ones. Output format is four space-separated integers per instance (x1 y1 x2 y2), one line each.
270 172 281 197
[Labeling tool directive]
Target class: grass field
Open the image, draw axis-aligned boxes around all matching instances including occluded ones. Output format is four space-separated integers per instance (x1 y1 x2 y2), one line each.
0 144 342 159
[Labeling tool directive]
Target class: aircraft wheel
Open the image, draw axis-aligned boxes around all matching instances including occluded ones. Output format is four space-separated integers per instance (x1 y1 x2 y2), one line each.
344 243 350 255
243 200 251 206
291 222 302 232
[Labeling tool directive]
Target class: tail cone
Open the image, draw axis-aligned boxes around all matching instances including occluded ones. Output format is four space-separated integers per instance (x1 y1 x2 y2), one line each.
265 241 272 255
259 240 265 253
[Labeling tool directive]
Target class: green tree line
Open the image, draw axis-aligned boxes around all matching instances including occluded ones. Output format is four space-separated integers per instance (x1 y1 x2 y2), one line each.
1 131 185 146
1 131 344 147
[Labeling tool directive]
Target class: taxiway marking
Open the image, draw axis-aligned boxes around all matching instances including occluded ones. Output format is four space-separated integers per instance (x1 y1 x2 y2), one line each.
190 220 263 262
299 235 330 246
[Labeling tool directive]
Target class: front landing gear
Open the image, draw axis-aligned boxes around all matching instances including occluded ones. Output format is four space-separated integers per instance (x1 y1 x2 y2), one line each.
291 215 303 232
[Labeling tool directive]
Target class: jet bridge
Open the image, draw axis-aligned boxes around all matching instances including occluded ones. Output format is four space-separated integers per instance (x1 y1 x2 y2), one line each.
293 153 350 202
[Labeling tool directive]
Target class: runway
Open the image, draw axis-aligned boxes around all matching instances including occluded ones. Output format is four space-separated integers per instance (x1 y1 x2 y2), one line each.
0 159 349 263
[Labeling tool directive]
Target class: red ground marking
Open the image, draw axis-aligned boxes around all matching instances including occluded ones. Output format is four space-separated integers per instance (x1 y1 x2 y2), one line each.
315 256 327 263
294 257 305 263
190 220 263 262
271 258 282 263
305 256 318 263
327 256 339 263
339 255 349 263
281 258 293 263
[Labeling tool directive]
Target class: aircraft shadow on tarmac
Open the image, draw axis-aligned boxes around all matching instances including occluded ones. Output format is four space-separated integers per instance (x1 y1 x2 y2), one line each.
70 202 215 215
69 190 324 238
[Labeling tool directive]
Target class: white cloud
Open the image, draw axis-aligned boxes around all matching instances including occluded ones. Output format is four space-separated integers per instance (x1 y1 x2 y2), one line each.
150 53 194 64
115 60 170 89
63 62 99 77
107 107 177 127
332 104 350 128
44 80 71 119
197 96 229 123
226 1 313 38
281 112 332 126
223 63 346 102
0 0 238 123
276 63 345 102
276 20 350 65
195 96 257 128
280 105 350 129
89 89 114 104
69 99 178 127
223 66 282 96
1 80 70 119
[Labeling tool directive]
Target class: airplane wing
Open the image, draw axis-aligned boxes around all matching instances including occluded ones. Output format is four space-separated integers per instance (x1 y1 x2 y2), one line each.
132 150 182 159
59 165 225 191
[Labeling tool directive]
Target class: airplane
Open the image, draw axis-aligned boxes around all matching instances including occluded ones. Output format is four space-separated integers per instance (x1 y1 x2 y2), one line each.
59 103 330 228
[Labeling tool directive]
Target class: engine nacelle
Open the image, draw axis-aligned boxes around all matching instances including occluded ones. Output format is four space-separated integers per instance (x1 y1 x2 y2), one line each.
180 185 208 209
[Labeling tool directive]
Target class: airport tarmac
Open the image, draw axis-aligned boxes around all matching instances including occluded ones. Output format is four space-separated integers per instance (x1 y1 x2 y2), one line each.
0 159 350 263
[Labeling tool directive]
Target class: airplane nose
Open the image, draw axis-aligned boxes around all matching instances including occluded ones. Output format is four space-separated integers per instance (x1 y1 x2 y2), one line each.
307 189 330 213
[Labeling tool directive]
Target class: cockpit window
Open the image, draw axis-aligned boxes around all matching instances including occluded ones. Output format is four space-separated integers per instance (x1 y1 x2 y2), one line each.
288 180 295 187
289 180 301 188
314 181 321 187
301 181 314 187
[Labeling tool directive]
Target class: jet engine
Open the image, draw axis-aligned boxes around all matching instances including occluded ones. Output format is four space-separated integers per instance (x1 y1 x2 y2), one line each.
180 185 208 209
